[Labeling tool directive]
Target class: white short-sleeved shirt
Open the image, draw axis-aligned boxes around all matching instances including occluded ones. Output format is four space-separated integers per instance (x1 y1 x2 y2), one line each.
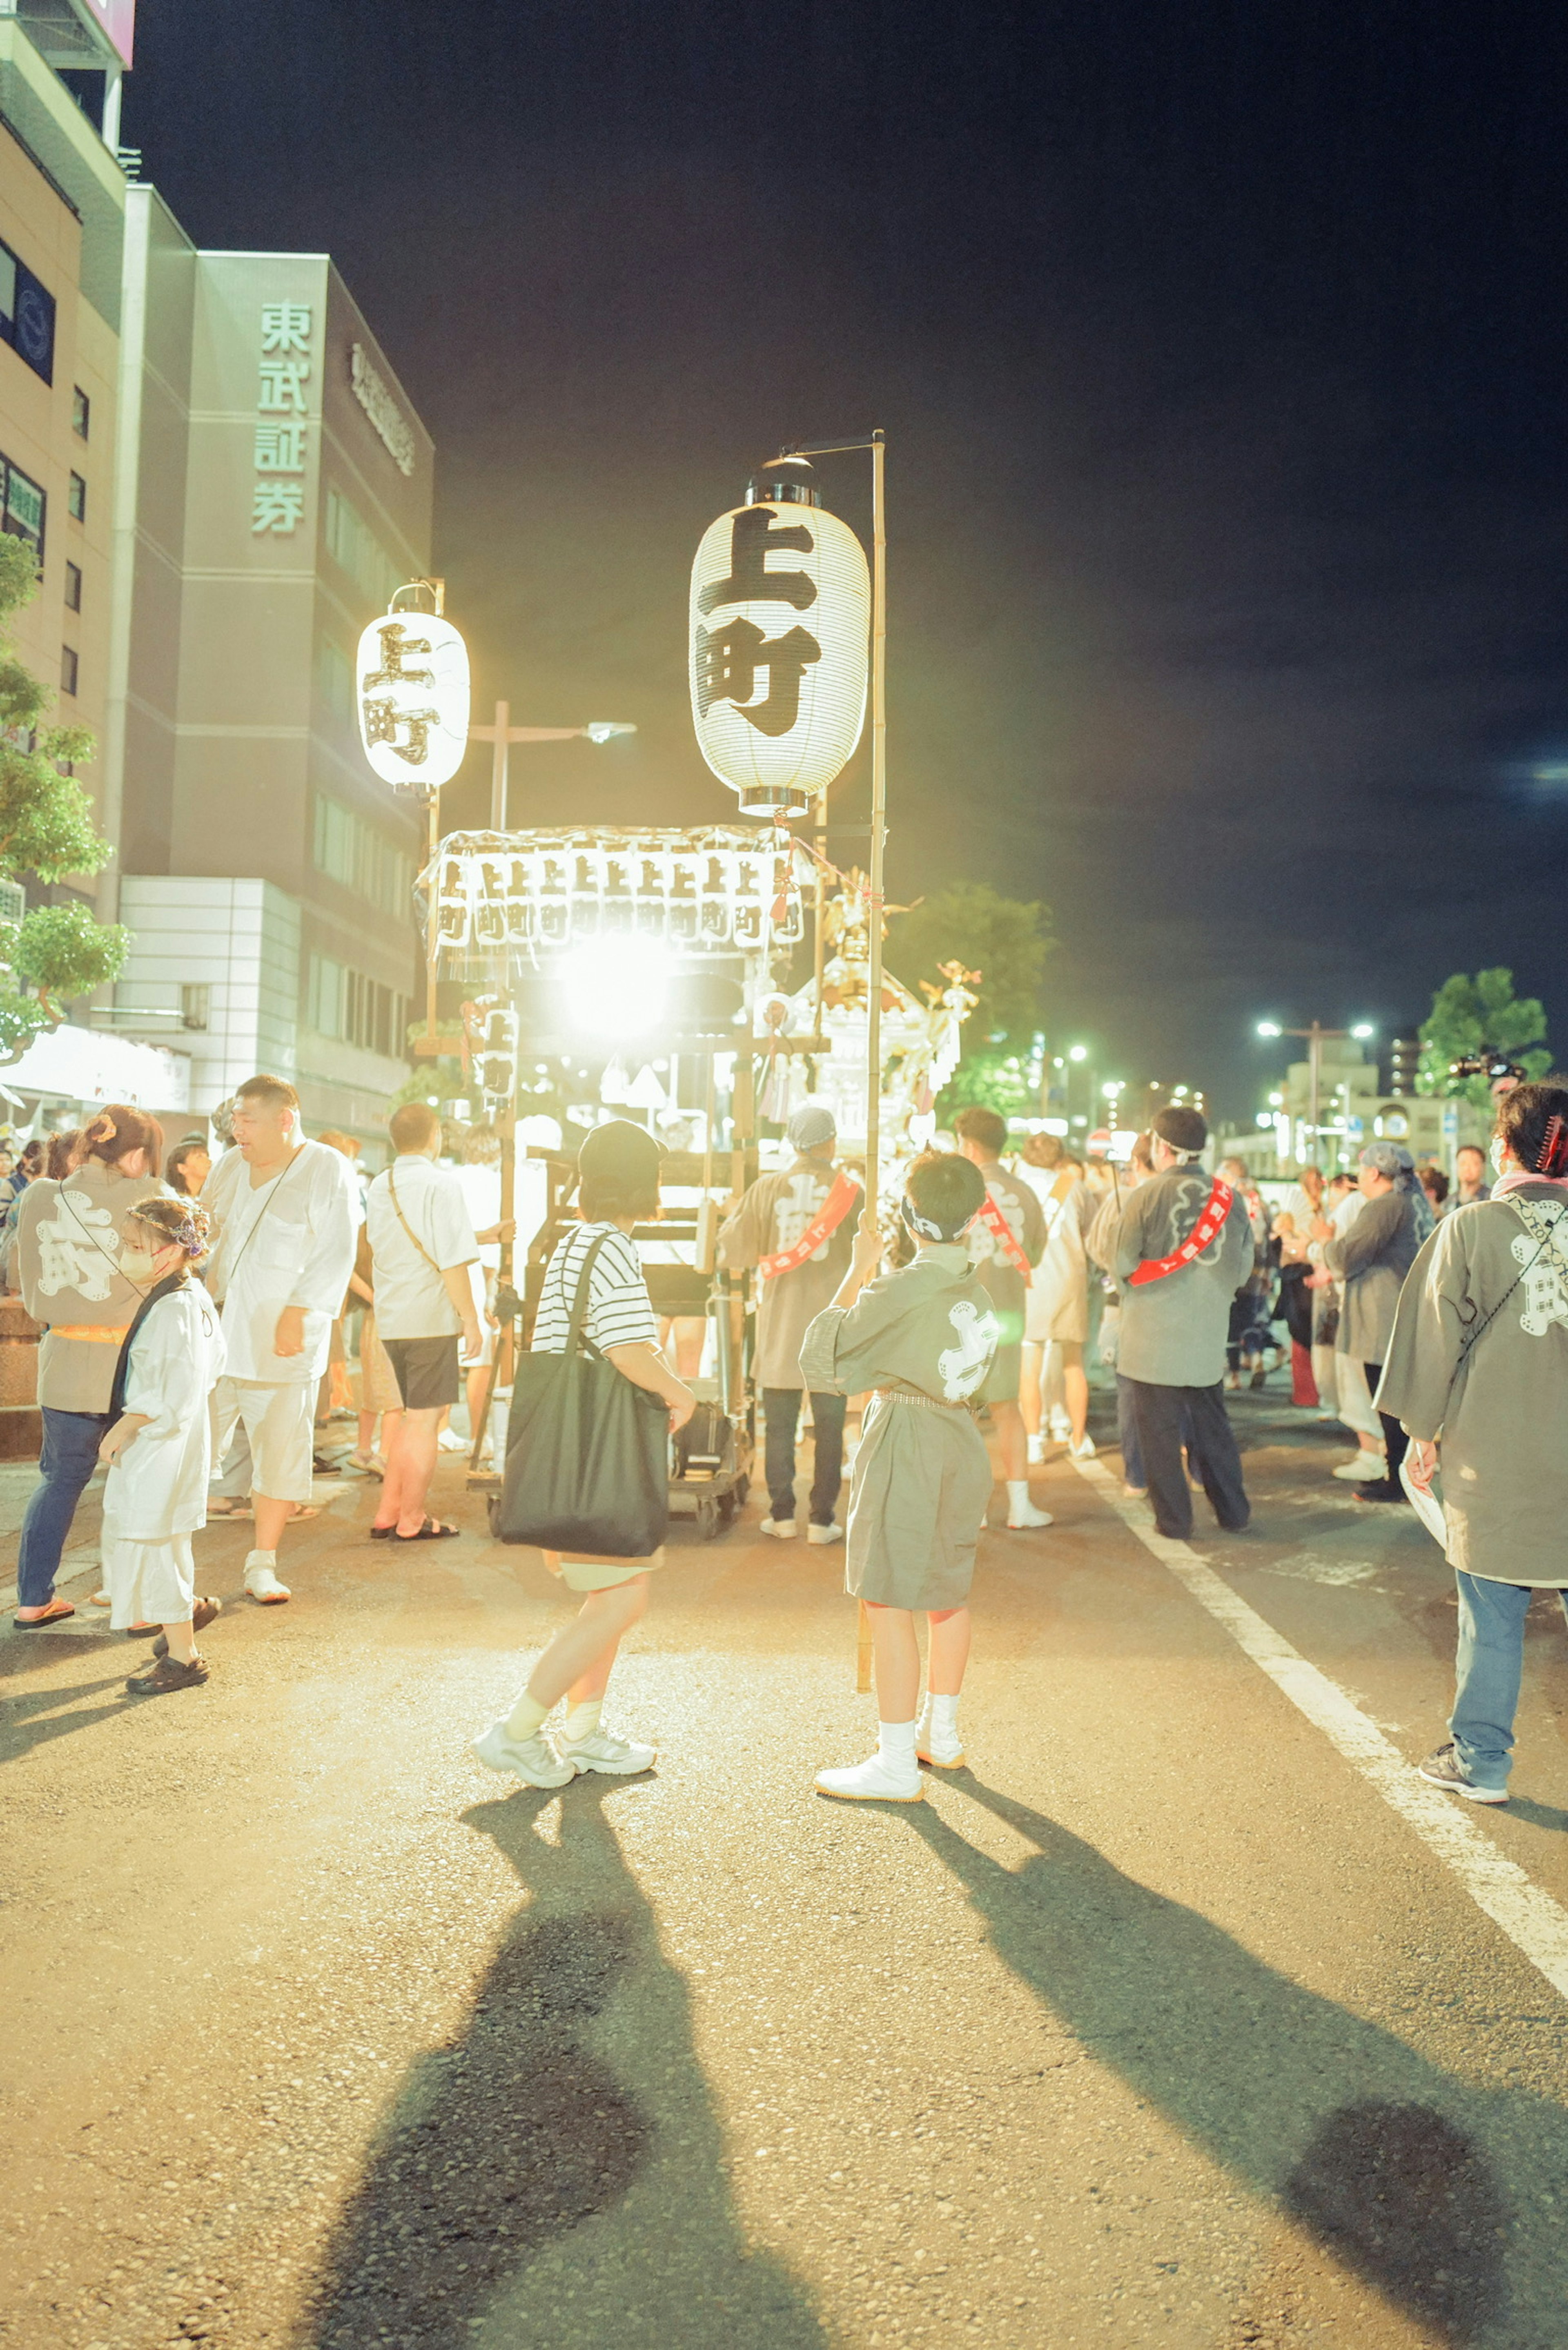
365 1155 479 1340
531 1224 659 1356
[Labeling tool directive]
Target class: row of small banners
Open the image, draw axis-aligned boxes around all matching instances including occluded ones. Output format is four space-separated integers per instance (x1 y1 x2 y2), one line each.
421 828 820 959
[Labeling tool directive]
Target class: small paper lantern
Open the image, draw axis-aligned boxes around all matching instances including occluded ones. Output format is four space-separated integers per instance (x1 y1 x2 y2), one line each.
689 457 869 817
356 607 470 789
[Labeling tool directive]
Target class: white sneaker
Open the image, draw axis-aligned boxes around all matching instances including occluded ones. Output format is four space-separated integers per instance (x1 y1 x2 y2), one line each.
472 1721 574 1788
437 1428 468 1452
760 1517 797 1539
915 1704 965 1769
1026 1433 1047 1465
243 1557 291 1604
815 1751 923 1802
1005 1499 1055 1530
1048 1408 1071 1441
806 1521 844 1546
558 1726 657 1777
1333 1454 1387 1481
1068 1435 1097 1461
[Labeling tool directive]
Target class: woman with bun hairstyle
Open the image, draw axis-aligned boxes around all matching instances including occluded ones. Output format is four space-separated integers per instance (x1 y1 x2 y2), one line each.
100 1198 227 1695
473 1120 695 1790
10 1106 166 1626
1378 1081 1568 1803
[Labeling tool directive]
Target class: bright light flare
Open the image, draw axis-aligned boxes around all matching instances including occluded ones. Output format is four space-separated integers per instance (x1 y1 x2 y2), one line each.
1256 1020 1282 1039
1068 1044 1088 1062
559 938 674 1042
1351 1022 1375 1040
585 721 637 744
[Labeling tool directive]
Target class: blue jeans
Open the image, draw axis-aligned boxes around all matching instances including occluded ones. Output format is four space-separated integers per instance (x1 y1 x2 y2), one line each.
16 1406 111 1608
1452 1572 1568 1791
763 1388 846 1525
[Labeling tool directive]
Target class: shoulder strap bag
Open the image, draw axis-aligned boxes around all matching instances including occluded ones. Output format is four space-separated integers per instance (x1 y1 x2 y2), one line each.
385 1166 442 1273
498 1233 669 1557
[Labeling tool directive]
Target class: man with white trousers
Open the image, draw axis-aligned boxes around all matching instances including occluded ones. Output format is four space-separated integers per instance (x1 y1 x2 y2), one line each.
200 1075 358 1604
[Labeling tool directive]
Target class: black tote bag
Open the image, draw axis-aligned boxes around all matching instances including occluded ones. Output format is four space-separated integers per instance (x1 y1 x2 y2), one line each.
499 1233 670 1556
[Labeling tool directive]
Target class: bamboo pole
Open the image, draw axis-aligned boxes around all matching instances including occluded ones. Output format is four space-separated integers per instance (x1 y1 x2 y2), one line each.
856 429 888 1698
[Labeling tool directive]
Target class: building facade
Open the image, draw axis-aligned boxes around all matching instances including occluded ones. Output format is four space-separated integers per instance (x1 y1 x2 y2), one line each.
100 187 432 1148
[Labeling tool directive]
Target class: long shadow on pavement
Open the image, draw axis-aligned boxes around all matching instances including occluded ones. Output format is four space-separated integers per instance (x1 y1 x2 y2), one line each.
904 1775 1568 2348
298 1775 825 2350
0 1630 133 1761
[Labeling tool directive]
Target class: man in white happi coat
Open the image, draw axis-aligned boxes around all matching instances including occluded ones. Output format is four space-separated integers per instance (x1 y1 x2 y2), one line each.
200 1074 357 1604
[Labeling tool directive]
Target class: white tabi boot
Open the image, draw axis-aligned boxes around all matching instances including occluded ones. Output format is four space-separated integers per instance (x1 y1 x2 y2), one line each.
916 1692 966 1769
815 1719 923 1803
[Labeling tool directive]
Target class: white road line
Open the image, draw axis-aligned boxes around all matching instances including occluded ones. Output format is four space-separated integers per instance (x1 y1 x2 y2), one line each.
1072 1455 1568 2004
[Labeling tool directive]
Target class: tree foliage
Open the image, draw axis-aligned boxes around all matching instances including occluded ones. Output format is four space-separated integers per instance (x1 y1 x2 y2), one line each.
0 532 127 1058
1417 968 1552 1108
886 882 1053 1043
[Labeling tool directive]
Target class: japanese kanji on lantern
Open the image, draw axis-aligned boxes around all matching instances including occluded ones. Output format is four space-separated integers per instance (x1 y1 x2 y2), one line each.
356 594 471 791
689 455 870 817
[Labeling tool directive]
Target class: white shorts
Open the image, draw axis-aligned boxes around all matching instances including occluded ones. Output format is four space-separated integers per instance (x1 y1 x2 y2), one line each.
214 1377 316 1504
103 1533 195 1631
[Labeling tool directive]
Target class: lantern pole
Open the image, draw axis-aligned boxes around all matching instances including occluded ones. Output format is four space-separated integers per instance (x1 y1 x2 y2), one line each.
778 430 886 1700
866 429 887 1233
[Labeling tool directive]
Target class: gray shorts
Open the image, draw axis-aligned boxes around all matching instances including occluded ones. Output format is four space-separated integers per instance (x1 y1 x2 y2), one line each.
383 1335 461 1412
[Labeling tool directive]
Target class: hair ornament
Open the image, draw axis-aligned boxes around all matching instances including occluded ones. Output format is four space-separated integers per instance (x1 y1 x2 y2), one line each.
1537 1114 1568 1177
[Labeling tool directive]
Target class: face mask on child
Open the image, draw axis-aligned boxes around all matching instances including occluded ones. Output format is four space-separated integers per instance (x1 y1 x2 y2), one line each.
118 1246 157 1281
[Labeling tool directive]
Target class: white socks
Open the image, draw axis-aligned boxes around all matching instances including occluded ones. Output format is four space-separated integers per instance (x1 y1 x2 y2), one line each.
245 1548 276 1568
926 1692 960 1740
562 1698 602 1744
506 1690 549 1741
878 1718 918 1765
1006 1480 1030 1512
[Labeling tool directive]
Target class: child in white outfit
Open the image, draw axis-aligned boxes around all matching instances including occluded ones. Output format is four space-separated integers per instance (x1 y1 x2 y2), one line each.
100 1198 227 1696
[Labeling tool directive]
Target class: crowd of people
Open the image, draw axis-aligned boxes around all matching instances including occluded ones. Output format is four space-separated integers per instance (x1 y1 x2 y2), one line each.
5 1066 1566 1813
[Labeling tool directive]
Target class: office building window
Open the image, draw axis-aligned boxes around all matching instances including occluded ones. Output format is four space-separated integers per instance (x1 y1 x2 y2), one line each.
0 452 44 568
312 792 414 918
323 486 402 612
63 560 80 612
67 471 85 522
315 635 354 727
71 385 89 439
60 644 77 695
307 952 408 1060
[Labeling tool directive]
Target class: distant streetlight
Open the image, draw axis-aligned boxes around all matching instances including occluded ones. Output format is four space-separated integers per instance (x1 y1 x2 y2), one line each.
1253 1017 1377 1170
1068 1043 1088 1062
469 706 639 830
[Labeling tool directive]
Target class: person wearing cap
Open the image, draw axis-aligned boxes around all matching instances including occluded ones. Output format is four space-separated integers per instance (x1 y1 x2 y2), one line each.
474 1120 695 1790
718 1104 860 1544
1106 1105 1256 1541
1323 1139 1429 1504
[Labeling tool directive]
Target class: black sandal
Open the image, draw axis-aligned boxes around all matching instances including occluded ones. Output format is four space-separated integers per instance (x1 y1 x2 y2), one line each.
392 1517 461 1541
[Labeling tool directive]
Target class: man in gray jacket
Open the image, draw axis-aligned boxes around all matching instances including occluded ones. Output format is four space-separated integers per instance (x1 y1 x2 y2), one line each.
1105 1106 1254 1541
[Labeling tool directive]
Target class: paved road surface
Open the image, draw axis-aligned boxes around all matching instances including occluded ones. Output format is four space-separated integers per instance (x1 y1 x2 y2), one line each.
4 1390 1568 2349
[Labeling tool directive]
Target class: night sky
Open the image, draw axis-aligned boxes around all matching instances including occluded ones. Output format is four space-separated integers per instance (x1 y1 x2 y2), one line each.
127 2 1568 1120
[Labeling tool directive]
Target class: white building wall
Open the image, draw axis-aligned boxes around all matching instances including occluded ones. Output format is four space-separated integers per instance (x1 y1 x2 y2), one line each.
115 875 299 1111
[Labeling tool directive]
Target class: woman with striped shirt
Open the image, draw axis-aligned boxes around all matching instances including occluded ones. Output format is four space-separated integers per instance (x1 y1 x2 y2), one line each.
474 1121 695 1789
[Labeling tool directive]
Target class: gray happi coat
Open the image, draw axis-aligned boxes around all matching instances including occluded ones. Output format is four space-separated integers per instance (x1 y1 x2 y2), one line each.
1377 1186 1568 1587
1108 1166 1254 1387
800 1243 999 1610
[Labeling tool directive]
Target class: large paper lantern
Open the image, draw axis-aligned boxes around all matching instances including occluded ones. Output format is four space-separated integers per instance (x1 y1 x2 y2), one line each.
689 456 869 818
356 606 470 789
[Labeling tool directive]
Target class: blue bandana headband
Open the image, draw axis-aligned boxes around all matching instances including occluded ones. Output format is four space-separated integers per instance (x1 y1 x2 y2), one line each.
900 1196 976 1244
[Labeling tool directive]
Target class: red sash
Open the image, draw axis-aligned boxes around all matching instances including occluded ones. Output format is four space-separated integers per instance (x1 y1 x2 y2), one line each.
1127 1176 1234 1287
759 1169 861 1280
977 1189 1033 1279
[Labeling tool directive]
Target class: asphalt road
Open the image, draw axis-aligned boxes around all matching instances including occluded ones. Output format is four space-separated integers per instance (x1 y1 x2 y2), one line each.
4 1387 1568 2350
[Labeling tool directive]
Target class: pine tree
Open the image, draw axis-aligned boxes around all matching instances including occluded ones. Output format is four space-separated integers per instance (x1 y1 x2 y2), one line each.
1416 969 1551 1109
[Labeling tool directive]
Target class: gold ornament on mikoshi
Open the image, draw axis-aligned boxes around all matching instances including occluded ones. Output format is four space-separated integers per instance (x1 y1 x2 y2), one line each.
689 456 869 818
356 607 470 789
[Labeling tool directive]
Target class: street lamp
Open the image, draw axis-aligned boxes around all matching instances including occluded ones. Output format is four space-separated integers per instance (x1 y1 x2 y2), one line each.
468 706 638 831
1254 1017 1377 1170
